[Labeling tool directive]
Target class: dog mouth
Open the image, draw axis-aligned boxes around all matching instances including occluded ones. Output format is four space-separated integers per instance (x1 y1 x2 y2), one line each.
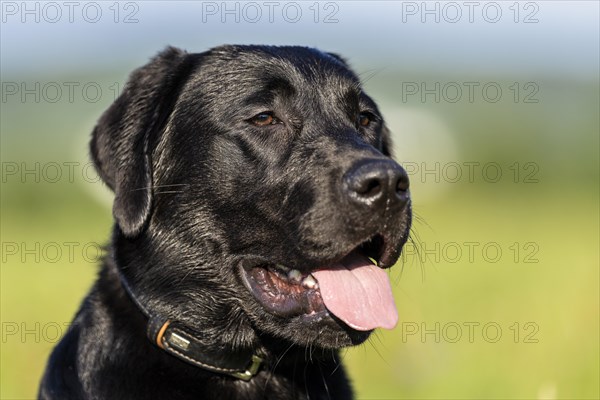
240 234 399 332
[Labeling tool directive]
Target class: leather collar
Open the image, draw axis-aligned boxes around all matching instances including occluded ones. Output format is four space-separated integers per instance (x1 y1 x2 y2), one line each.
117 269 264 381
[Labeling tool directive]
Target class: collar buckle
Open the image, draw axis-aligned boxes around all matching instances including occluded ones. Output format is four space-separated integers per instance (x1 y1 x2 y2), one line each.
228 355 264 381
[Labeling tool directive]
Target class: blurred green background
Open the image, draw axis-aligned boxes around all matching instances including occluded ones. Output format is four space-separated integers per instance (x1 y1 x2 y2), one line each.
1 1 598 399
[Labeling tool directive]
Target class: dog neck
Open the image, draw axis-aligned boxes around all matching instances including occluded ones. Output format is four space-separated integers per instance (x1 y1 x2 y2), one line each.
116 265 265 381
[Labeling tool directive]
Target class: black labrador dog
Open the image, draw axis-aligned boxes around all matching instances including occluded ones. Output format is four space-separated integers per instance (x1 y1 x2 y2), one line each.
39 45 411 400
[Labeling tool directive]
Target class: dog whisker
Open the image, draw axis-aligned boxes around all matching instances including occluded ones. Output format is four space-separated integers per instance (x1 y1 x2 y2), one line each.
151 184 190 188
358 68 384 85
317 362 332 400
153 191 184 195
263 342 295 392
366 333 393 370
303 355 311 400
329 351 343 377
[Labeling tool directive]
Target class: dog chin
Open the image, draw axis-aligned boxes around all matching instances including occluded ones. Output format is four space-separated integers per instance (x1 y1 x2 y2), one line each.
257 307 373 349
290 313 373 348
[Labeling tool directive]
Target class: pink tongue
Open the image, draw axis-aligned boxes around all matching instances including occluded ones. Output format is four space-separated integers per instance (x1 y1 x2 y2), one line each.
312 252 398 331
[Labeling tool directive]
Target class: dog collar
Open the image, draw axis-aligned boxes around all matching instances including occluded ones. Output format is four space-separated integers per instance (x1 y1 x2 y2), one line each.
117 269 264 381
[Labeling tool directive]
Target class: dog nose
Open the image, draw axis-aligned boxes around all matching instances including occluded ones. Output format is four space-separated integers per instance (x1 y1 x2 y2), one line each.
343 159 409 209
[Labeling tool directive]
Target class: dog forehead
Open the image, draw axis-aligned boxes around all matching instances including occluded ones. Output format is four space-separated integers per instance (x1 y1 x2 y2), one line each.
211 45 356 76
182 45 361 102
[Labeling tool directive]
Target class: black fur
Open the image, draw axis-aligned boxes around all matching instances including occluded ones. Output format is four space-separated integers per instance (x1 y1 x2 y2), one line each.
39 45 412 400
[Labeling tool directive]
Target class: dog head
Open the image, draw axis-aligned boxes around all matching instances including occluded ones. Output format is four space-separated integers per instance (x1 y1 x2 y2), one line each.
91 45 411 350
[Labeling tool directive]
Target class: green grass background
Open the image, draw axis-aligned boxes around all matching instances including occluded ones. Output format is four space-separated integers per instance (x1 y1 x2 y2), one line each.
1 68 598 399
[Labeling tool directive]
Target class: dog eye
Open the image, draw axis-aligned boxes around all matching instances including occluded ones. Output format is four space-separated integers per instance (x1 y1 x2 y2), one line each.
249 112 279 127
358 112 373 127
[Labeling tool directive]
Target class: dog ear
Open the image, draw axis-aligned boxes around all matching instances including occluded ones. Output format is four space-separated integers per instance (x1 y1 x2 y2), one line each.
90 46 192 237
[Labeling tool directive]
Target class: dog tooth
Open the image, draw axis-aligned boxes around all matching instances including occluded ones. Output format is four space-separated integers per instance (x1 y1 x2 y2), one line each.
288 269 302 283
302 275 318 289
276 264 290 272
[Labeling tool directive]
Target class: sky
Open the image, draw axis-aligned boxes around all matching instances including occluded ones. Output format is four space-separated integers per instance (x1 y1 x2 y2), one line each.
1 1 598 79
